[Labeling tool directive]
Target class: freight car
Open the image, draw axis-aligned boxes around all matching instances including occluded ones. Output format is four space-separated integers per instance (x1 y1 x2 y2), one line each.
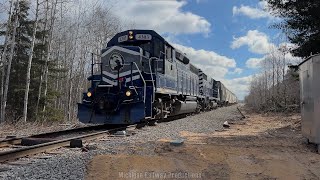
77 30 236 124
212 80 237 106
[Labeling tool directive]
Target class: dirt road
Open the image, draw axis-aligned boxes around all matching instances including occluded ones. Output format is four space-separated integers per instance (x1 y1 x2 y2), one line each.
86 111 320 180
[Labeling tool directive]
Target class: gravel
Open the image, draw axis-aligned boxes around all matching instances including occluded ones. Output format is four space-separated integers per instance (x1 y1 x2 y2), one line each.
126 105 243 142
0 105 242 180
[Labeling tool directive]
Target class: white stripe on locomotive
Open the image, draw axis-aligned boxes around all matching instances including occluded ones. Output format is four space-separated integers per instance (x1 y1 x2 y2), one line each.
102 70 139 79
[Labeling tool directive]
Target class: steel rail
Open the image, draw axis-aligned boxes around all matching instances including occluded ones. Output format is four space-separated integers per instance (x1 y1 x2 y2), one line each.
0 124 120 148
0 125 133 163
0 105 239 162
0 138 22 148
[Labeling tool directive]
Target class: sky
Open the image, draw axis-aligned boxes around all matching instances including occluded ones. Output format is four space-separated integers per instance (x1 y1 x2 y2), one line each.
108 0 292 100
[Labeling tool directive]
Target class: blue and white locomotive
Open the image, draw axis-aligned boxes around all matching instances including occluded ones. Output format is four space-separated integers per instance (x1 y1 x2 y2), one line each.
77 30 237 124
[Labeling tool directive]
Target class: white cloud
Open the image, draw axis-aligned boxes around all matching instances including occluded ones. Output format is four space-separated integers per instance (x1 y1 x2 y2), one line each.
232 1 274 20
229 68 243 74
172 43 251 99
231 30 275 54
284 53 302 65
172 43 237 80
199 65 230 80
111 0 211 36
173 43 236 68
246 58 263 69
278 42 299 51
224 75 253 100
246 43 302 69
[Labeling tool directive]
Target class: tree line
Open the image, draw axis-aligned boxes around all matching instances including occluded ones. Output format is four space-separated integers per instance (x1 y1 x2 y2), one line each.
0 0 125 123
245 46 301 112
245 0 320 112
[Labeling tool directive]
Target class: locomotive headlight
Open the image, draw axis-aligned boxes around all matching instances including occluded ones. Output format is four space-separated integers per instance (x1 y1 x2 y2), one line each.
129 35 133 39
125 90 132 97
87 92 92 97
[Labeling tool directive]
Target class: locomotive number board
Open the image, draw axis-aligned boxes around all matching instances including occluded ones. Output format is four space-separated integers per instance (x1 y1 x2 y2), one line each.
118 35 128 42
135 34 152 40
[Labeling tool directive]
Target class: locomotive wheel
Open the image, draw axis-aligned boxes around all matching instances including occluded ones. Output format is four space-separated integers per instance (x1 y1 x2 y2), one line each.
196 101 202 113
154 98 165 120
160 100 164 120
136 122 147 129
135 118 148 129
148 120 157 126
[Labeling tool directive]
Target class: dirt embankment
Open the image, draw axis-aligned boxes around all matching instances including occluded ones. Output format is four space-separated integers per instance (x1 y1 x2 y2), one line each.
86 112 320 180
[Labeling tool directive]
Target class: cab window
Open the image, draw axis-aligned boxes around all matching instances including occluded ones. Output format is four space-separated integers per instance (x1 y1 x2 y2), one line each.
154 38 164 58
166 45 172 62
139 42 151 53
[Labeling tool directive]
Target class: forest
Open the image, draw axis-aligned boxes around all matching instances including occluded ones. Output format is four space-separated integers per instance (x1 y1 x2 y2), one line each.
0 0 126 123
245 0 320 112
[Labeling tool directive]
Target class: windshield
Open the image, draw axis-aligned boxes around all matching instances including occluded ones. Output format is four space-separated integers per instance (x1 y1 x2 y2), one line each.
120 41 152 53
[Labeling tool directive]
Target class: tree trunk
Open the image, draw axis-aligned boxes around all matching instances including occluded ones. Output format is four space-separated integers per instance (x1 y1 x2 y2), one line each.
42 0 58 114
1 0 20 122
272 57 276 111
35 0 49 118
283 52 287 109
22 0 39 122
0 0 15 123
67 77 73 122
35 72 43 118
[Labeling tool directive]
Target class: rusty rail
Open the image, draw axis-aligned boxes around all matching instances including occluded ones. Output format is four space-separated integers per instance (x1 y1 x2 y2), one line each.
0 125 132 162
0 124 121 148
0 137 22 148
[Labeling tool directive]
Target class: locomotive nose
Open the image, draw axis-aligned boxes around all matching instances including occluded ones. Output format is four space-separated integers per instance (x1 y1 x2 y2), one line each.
99 99 104 109
97 97 116 112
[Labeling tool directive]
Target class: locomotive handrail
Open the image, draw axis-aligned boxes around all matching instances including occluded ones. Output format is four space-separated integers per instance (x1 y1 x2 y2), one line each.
132 62 146 103
148 57 158 103
158 51 166 74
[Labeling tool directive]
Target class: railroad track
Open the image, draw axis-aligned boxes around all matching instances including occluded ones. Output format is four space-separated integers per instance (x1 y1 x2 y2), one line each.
0 124 125 148
0 125 131 163
0 105 242 163
0 116 181 163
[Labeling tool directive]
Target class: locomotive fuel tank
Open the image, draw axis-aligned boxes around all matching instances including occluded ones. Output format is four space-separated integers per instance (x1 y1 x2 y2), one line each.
171 100 198 116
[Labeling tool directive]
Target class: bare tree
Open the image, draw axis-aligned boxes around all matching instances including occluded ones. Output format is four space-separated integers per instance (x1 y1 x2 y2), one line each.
22 0 40 122
245 44 302 112
1 0 20 122
1 0 124 123
0 0 14 123
35 0 49 118
42 0 58 115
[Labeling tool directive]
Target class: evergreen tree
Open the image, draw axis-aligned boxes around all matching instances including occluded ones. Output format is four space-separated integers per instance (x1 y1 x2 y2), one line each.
7 0 32 120
0 0 63 121
267 0 320 57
